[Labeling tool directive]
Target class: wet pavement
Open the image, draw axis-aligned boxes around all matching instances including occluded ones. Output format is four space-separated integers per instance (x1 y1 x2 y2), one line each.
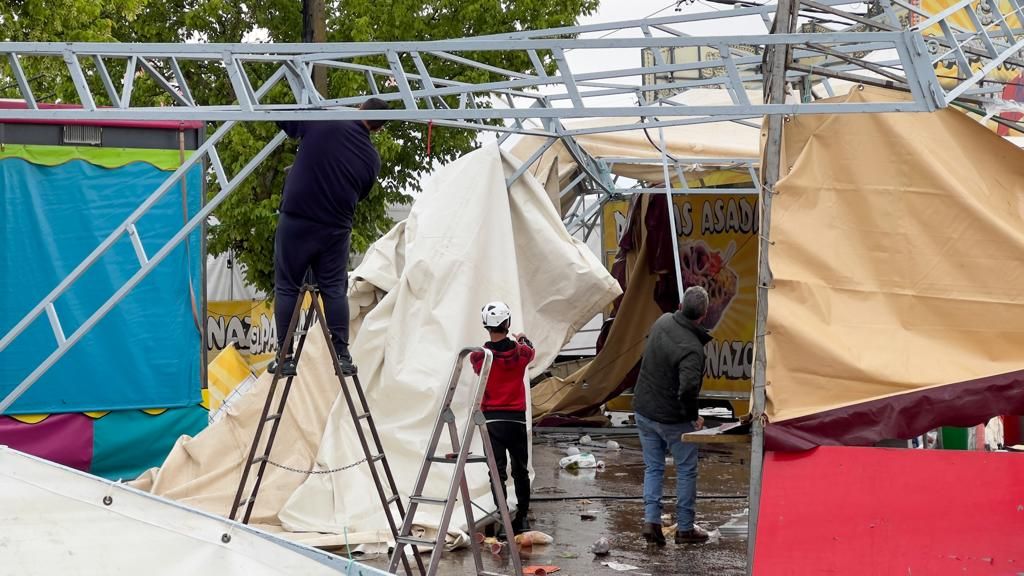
362 430 750 576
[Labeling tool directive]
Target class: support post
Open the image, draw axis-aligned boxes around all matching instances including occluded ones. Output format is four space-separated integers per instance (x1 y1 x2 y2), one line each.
747 0 798 572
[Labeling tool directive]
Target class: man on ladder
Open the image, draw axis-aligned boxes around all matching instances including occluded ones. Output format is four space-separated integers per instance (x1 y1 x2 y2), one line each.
270 97 390 377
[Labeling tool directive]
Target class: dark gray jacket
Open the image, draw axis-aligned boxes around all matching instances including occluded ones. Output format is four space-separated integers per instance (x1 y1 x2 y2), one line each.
633 311 711 424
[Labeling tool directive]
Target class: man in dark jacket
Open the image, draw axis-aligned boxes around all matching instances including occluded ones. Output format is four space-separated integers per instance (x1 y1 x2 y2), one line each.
633 285 712 546
270 97 389 378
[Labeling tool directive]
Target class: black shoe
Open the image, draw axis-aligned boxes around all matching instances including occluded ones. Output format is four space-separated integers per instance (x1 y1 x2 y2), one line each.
641 522 666 547
268 356 298 377
336 353 358 376
511 515 530 535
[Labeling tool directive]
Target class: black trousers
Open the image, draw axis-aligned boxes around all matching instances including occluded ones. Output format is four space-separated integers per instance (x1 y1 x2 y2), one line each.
486 419 530 519
274 212 351 355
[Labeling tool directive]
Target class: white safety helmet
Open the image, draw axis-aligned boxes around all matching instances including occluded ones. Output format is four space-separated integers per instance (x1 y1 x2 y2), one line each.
481 301 512 329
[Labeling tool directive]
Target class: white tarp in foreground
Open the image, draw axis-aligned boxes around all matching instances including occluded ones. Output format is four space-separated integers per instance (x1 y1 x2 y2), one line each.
0 446 385 576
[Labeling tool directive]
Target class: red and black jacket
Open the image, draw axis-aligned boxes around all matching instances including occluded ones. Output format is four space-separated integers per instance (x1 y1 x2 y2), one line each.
470 336 535 421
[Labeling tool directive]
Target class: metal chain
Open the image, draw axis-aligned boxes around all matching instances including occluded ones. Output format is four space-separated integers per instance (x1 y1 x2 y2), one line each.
263 457 368 475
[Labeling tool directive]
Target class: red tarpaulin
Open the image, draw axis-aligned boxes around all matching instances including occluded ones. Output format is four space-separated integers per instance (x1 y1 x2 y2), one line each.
754 446 1024 574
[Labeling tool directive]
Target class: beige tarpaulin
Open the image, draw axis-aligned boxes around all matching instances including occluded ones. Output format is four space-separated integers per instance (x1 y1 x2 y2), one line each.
766 86 1024 424
531 195 666 423
278 143 620 537
129 325 361 544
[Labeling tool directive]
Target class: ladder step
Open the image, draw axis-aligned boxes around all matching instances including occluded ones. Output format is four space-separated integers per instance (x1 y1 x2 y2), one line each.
235 496 254 508
396 536 435 548
265 413 282 422
250 455 268 465
370 453 385 463
387 494 401 505
409 495 448 506
356 412 371 420
429 454 488 464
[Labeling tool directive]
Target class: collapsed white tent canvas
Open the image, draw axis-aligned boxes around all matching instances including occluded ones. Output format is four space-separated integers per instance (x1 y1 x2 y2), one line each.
278 143 621 538
0 446 384 576
130 143 619 548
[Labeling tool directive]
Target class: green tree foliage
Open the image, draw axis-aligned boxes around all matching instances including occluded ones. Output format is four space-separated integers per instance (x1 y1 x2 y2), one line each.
1 0 599 293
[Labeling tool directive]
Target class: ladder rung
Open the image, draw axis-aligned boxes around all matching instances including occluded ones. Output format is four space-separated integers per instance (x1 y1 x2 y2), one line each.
265 413 282 422
356 411 371 420
235 496 254 508
370 453 385 463
386 494 401 505
250 455 268 465
409 495 447 506
396 536 435 548
429 454 488 464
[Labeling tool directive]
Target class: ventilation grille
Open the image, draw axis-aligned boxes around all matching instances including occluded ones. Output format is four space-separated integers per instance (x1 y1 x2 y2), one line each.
62 125 102 145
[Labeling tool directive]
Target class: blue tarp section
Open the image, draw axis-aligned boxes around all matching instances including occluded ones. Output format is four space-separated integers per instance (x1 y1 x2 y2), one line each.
0 158 203 413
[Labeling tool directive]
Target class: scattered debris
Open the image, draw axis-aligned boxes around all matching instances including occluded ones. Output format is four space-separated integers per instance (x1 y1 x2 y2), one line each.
590 537 611 556
559 453 602 470
515 531 554 546
602 562 640 571
580 513 597 521
565 446 581 456
719 508 748 537
523 565 560 575
557 552 579 559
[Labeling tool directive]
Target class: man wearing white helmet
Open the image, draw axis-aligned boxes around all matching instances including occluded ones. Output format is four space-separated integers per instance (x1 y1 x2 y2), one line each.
470 301 535 537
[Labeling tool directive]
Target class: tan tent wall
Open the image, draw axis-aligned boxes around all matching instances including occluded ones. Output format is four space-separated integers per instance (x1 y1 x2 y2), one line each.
764 86 1024 448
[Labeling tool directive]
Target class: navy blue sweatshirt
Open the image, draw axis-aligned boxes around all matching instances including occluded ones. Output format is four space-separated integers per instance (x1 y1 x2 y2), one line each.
276 120 381 231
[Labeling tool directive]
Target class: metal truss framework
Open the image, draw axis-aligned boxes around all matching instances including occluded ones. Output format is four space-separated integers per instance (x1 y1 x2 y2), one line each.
1 0 1023 571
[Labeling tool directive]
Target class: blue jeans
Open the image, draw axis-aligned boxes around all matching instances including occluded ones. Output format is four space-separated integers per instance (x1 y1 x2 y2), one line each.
636 413 698 529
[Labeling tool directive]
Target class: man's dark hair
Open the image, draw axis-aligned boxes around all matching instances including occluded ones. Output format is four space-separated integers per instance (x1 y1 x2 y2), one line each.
360 97 390 131
487 319 511 335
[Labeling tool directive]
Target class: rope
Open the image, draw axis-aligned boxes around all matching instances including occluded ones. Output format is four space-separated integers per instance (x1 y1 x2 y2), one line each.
426 120 434 159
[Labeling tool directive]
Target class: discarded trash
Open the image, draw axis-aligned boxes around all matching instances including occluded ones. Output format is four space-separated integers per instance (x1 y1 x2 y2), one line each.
719 509 748 537
557 552 579 559
523 566 560 575
602 562 640 571
606 440 621 450
580 513 597 521
580 434 593 445
515 531 554 547
476 533 505 555
590 537 611 556
565 446 581 456
559 453 599 470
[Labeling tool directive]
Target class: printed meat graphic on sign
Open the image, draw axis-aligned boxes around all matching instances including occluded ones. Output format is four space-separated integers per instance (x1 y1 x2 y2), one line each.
680 240 738 330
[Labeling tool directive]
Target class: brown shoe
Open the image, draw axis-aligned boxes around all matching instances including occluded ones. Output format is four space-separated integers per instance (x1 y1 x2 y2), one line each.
641 522 666 547
675 524 710 544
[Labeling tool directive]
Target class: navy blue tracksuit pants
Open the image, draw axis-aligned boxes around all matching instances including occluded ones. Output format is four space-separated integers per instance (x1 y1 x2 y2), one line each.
274 212 351 356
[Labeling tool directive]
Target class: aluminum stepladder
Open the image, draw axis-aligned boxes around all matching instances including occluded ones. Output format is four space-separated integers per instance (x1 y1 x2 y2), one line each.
228 283 425 576
387 347 523 576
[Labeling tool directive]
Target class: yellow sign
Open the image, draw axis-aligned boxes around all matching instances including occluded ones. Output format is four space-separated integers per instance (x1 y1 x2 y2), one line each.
207 300 277 371
603 194 758 399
